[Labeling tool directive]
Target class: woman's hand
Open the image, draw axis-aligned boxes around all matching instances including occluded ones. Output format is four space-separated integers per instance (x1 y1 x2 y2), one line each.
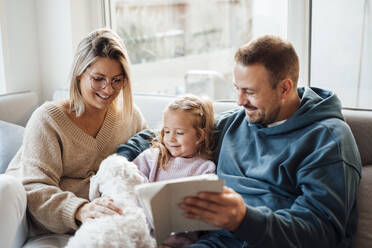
75 197 123 223
179 186 246 231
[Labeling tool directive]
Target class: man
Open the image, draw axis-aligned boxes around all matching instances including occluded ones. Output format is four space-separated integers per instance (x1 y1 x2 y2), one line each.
118 35 361 248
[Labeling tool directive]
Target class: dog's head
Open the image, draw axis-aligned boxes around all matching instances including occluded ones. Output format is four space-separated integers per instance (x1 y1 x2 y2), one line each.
89 154 147 201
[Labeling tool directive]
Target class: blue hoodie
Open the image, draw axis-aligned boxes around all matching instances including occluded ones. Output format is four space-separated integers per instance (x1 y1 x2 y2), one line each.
214 87 361 247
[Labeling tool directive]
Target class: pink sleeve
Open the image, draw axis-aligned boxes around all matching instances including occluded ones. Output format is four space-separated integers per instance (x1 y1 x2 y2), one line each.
194 160 216 175
132 149 153 179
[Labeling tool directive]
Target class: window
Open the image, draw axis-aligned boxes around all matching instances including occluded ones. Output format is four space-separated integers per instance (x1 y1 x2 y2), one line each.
110 0 290 100
310 0 372 109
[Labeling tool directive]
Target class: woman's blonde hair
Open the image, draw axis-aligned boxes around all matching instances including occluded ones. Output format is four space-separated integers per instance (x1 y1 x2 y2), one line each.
152 95 215 170
68 28 133 117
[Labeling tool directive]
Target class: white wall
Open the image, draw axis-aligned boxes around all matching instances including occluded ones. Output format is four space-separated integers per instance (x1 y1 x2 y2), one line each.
0 0 41 97
70 0 103 54
37 0 105 101
36 0 73 101
0 0 103 103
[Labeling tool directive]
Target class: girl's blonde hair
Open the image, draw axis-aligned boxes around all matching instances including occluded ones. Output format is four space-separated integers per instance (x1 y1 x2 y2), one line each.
152 95 215 170
68 28 133 117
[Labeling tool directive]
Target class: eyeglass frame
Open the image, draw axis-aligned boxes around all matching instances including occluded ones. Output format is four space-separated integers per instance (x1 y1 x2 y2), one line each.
87 72 125 91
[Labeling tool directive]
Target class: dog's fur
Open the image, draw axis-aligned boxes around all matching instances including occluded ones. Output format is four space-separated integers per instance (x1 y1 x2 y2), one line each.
66 154 156 248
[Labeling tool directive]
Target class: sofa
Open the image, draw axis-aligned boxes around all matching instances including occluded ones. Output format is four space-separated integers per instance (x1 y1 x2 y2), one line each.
0 91 38 127
0 94 371 248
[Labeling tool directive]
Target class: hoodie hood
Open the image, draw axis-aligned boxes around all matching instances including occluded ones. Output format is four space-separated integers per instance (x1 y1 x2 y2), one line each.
253 87 344 135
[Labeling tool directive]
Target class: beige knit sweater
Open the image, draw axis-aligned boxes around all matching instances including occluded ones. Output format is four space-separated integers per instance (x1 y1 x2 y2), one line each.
6 101 147 234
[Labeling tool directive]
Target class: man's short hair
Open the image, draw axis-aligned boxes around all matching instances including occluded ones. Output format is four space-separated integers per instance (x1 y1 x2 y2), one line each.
234 35 299 88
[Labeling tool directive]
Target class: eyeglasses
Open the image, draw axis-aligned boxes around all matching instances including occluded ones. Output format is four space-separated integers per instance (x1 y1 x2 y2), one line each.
88 74 125 91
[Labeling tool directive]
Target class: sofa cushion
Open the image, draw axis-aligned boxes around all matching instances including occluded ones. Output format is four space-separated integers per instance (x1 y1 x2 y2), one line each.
353 165 372 248
342 109 372 248
343 109 372 166
132 94 238 129
23 234 71 248
133 94 173 129
0 121 24 173
0 91 38 127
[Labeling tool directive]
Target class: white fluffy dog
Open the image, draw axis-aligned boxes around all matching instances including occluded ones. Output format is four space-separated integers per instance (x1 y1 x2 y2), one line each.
66 154 156 248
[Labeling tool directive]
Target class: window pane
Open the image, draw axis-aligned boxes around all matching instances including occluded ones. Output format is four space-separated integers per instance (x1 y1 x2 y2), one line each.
311 0 372 109
112 0 288 100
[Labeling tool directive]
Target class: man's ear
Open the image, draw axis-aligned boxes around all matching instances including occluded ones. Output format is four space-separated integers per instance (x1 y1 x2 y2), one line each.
279 78 293 100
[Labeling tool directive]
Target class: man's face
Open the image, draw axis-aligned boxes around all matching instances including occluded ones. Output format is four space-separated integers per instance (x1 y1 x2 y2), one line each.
233 63 283 125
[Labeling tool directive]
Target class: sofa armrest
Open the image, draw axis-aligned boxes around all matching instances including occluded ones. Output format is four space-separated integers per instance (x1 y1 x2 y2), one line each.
0 121 24 173
342 108 372 248
343 108 372 166
0 91 38 127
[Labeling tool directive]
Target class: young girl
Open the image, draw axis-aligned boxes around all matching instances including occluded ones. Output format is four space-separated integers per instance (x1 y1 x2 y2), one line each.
133 94 216 182
132 94 216 247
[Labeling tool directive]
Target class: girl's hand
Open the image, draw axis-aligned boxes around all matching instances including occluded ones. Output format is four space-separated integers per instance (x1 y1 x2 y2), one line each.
75 197 123 223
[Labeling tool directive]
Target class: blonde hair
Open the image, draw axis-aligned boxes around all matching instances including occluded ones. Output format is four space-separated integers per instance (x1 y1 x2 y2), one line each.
152 95 215 170
68 28 133 117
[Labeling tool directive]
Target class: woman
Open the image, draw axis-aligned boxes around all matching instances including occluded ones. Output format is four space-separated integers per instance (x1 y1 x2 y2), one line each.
0 28 147 247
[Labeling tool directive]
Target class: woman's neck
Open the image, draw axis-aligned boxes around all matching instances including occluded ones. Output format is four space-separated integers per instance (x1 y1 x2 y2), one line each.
64 101 109 138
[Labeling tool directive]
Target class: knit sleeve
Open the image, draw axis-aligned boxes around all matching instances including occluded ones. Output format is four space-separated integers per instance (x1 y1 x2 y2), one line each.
194 160 217 175
132 148 154 179
7 106 87 233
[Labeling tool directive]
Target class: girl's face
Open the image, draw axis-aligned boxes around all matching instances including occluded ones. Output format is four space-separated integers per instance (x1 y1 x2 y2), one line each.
79 57 124 114
163 109 201 158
